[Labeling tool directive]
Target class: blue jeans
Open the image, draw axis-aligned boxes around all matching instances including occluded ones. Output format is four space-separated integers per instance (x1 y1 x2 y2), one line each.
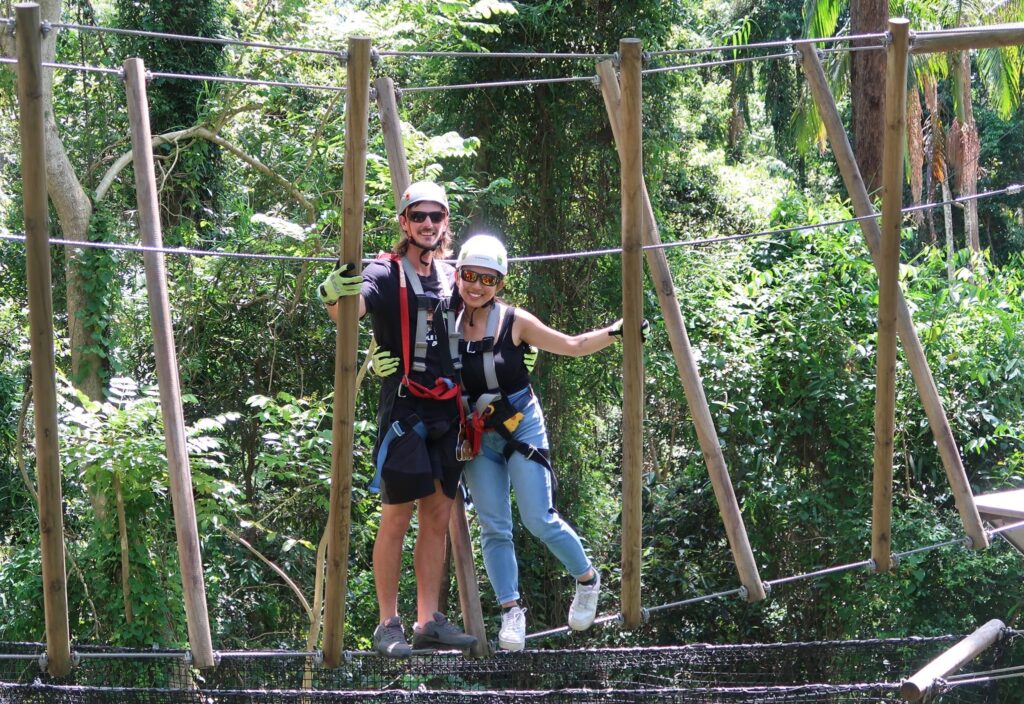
462 387 593 605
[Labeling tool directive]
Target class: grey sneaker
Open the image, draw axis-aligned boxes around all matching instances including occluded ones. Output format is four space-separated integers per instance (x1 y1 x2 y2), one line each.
373 616 412 658
412 612 478 649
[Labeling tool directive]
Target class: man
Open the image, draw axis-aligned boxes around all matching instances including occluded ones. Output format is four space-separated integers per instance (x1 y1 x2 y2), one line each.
320 181 476 657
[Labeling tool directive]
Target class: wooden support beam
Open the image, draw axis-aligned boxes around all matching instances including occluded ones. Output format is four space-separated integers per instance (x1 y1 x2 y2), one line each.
618 38 645 629
901 618 1005 701
123 58 215 669
872 18 910 574
796 44 989 551
374 75 489 658
596 61 765 602
374 77 411 206
16 2 71 678
322 36 371 668
912 23 1024 55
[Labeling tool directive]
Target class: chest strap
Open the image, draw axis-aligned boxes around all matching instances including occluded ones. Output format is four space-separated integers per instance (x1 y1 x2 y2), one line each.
457 300 503 397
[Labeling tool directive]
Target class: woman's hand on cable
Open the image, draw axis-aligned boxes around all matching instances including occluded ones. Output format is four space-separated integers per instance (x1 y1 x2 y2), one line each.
318 262 362 305
608 319 651 343
370 348 400 378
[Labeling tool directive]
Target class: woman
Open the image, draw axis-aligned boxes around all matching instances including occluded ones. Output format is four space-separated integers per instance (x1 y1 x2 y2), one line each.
455 233 645 651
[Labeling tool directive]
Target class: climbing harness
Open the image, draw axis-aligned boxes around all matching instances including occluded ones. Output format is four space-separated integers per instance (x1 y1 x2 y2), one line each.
369 254 465 493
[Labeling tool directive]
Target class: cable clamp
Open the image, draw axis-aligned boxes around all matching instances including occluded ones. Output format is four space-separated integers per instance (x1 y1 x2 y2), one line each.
337 49 348 65
761 581 772 598
117 67 126 82
40 20 52 37
37 652 47 672
342 650 352 664
145 70 153 84
368 85 377 101
370 48 380 67
313 650 325 667
611 51 620 69
213 651 222 667
641 51 651 67
737 585 748 601
882 31 893 48
640 607 650 623
183 649 193 666
963 534 975 550
590 74 601 90
71 651 81 668
1006 183 1023 195
889 552 901 569
867 558 877 572
393 86 404 104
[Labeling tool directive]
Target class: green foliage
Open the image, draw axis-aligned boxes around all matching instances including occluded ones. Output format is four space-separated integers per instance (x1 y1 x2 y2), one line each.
641 189 1024 643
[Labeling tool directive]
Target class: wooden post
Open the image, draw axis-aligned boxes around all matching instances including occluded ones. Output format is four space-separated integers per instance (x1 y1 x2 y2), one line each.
374 77 411 206
123 58 215 669
596 61 765 602
374 77 489 657
912 23 1024 54
619 38 645 629
872 18 910 574
901 618 1005 701
16 2 71 678
796 44 989 550
322 36 370 668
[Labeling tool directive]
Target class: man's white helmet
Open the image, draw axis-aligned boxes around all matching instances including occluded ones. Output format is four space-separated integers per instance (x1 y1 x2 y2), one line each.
398 181 449 215
457 234 508 276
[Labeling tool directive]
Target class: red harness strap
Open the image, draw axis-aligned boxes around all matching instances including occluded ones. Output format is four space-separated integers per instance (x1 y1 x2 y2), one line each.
382 252 466 445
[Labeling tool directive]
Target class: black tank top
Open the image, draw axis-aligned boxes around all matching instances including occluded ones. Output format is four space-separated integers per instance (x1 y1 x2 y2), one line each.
459 305 532 404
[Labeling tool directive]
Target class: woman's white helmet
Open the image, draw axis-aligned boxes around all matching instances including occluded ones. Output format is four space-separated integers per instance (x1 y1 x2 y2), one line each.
457 234 508 276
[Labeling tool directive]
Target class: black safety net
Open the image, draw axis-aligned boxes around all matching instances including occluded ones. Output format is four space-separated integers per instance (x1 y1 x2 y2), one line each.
0 634 1020 703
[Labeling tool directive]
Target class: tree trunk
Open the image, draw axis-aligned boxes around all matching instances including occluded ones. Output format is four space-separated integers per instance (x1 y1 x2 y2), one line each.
850 0 888 196
953 52 981 253
943 178 955 279
4 1 105 514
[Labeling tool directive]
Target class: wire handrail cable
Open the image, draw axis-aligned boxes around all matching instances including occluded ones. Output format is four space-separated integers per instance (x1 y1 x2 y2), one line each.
2 183 1021 266
648 31 890 57
643 50 800 76
49 20 345 58
36 60 348 92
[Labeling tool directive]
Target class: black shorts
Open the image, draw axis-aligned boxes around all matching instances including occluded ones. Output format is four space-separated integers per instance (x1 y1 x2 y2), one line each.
378 395 464 505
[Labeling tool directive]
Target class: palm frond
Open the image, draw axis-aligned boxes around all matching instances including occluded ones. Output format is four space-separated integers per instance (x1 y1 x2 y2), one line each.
802 0 842 38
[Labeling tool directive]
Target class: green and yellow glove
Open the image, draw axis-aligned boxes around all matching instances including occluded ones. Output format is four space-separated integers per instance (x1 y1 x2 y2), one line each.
318 262 362 305
370 347 399 378
609 319 652 343
523 345 539 373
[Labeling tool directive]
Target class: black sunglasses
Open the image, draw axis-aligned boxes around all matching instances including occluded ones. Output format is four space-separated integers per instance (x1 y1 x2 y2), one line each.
407 210 446 224
460 268 503 287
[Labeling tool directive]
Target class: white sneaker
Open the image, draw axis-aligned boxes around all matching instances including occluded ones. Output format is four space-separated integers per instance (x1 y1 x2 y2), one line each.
498 606 526 651
567 573 600 631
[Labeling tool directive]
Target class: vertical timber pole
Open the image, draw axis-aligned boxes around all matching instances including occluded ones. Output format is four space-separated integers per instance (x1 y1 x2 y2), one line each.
323 36 370 668
619 38 645 629
596 61 765 602
374 77 489 657
796 44 989 550
123 58 215 668
16 2 71 677
872 19 910 573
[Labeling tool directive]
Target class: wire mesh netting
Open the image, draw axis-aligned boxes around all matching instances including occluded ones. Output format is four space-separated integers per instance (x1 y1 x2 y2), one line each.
0 634 1020 703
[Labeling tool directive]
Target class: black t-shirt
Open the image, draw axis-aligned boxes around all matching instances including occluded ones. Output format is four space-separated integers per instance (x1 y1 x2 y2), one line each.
362 257 456 385
459 305 532 403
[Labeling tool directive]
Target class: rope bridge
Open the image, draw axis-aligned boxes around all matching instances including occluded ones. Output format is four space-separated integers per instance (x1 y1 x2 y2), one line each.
1 634 1020 703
